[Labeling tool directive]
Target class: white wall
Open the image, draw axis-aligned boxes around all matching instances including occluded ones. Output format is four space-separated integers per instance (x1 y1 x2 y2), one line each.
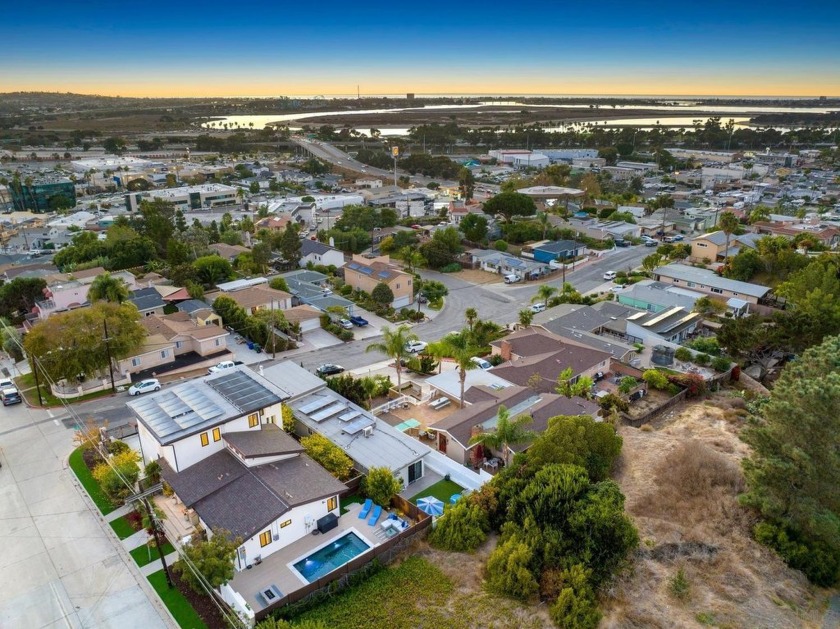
423 448 485 491
235 499 339 570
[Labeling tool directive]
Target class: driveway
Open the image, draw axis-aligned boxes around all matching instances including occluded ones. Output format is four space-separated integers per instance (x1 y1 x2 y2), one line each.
0 398 172 628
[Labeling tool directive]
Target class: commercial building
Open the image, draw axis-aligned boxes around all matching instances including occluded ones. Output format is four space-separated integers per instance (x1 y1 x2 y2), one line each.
9 177 76 213
125 183 237 212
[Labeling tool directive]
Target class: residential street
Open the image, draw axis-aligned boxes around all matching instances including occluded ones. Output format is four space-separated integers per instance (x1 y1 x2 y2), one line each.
0 395 172 628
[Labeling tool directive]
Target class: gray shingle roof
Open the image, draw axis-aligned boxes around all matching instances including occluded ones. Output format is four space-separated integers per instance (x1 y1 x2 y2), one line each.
223 426 303 458
653 263 770 298
160 446 345 540
128 287 165 313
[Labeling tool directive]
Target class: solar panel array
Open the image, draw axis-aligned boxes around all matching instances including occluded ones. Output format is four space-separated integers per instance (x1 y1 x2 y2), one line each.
310 402 347 423
207 370 282 412
338 410 362 423
298 396 333 415
131 388 224 441
342 416 375 435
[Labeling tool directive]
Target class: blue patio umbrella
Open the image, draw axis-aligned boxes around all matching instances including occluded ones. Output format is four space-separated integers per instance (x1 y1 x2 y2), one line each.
416 496 445 517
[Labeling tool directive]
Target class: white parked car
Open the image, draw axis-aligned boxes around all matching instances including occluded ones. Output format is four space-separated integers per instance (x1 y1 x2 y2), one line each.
530 302 546 313
338 318 354 329
208 360 236 374
128 378 161 396
610 285 625 293
603 271 617 281
405 340 428 354
471 357 492 370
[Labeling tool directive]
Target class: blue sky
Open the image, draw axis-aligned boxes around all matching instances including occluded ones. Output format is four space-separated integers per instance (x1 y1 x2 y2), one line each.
2 0 839 96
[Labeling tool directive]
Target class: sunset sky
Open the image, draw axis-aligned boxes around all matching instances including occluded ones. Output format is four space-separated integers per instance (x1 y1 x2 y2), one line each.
3 0 839 97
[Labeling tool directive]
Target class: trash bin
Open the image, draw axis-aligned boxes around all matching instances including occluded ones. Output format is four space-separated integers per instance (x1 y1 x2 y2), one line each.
247 342 254 350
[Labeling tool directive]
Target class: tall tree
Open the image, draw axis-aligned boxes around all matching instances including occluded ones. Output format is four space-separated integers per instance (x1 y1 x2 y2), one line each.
718 211 741 262
278 222 302 268
365 325 417 390
460 213 488 243
428 330 480 407
465 308 478 332
458 167 475 200
483 192 537 222
741 336 840 585
532 284 557 305
0 277 47 323
88 273 130 304
469 405 536 466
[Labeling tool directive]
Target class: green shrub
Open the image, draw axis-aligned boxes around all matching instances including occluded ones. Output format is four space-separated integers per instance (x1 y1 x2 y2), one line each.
686 336 721 355
669 567 691 601
642 369 670 390
693 353 711 366
674 347 692 362
712 356 731 372
440 263 462 273
494 240 508 252
549 564 602 629
428 500 489 553
339 329 354 342
363 467 402 506
753 521 840 587
301 433 354 480
485 534 539 601
108 440 130 455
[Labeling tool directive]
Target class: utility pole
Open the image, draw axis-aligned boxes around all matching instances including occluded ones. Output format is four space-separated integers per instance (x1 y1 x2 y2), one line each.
143 498 173 588
31 356 44 406
271 300 276 360
103 319 116 393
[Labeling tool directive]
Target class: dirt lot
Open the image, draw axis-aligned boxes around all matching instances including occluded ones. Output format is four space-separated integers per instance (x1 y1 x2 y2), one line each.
602 390 827 628
452 268 503 285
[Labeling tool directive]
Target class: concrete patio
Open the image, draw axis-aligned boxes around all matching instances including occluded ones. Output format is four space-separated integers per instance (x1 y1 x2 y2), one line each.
228 500 416 613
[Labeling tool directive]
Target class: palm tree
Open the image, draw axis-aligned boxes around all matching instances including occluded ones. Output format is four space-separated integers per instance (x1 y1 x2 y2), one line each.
531 284 557 305
518 308 534 327
537 211 551 240
469 405 536 467
365 325 416 390
555 367 594 400
464 308 478 331
88 273 130 304
429 332 479 408
718 211 740 263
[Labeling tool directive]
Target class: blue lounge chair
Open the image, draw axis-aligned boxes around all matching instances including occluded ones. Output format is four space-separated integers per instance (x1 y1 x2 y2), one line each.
367 504 382 526
358 498 373 520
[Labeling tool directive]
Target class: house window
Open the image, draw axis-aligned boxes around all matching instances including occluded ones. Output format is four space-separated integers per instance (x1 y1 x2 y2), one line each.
711 288 723 294
131 358 141 367
200 432 209 447
248 413 259 427
160 350 168 359
687 282 695 288
280 519 291 528
259 531 271 547
212 427 221 442
215 339 222 347
697 242 708 248
175 341 183 349
327 496 337 511
396 283 400 289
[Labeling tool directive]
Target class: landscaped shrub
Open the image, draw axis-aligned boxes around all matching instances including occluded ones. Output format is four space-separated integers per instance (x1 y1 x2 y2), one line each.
674 347 692 362
92 449 141 501
301 433 354 480
144 460 161 484
126 509 144 532
363 467 402 507
668 373 706 398
643 369 670 390
440 263 462 273
281 405 296 432
494 239 508 252
686 336 721 355
712 356 732 372
108 440 130 455
338 329 354 342
428 499 489 553
693 353 711 366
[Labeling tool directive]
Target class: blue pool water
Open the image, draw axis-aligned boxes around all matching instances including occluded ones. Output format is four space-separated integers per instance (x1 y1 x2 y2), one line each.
292 532 371 582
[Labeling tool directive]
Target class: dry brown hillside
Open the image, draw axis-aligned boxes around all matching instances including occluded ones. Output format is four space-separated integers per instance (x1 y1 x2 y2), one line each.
601 391 827 628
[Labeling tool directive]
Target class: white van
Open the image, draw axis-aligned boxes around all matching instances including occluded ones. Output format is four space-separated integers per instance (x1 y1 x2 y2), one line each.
530 302 546 313
504 274 520 284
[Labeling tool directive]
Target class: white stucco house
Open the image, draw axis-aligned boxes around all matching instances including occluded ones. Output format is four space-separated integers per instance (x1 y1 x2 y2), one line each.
127 366 346 572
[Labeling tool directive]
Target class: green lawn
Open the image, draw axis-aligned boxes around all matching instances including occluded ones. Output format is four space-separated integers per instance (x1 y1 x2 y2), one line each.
147 570 207 629
68 447 117 515
294 556 454 628
131 541 176 567
409 479 464 505
340 493 364 515
109 515 138 540
15 373 114 407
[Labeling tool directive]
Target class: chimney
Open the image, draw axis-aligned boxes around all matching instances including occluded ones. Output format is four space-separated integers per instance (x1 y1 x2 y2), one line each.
500 340 512 361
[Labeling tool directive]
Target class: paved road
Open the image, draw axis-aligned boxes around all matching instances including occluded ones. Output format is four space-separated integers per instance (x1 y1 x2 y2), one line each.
293 136 457 188
0 393 172 628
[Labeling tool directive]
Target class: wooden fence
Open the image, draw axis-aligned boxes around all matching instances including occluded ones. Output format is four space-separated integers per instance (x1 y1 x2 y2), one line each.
254 496 432 622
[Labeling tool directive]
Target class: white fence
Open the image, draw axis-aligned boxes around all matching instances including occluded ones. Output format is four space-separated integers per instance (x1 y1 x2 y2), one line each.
422 448 487 492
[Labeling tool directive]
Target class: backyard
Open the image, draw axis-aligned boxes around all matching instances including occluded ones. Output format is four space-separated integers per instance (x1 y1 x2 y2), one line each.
409 479 464 505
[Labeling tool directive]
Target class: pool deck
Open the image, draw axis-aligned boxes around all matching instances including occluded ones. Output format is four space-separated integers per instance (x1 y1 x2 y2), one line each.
228 501 407 612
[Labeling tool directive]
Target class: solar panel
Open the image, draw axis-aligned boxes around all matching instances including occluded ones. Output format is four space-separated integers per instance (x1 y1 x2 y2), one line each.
298 396 332 415
627 311 647 321
338 410 362 423
643 306 684 327
207 371 281 412
342 416 375 435
310 402 347 422
378 271 389 279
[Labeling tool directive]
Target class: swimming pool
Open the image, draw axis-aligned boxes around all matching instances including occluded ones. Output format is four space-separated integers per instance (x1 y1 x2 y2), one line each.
291 531 372 583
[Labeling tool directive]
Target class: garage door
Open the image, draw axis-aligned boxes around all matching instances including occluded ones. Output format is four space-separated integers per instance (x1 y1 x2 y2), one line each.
392 295 410 309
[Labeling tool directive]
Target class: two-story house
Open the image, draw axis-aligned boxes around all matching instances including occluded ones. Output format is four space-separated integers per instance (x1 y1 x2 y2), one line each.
343 254 413 308
128 367 345 570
